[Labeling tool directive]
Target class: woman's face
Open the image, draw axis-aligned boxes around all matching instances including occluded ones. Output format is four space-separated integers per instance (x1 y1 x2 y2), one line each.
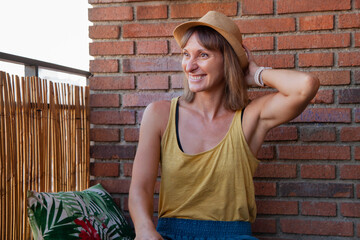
181 32 224 93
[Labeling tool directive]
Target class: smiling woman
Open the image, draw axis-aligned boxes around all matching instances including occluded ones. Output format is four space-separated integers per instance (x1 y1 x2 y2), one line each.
128 11 319 240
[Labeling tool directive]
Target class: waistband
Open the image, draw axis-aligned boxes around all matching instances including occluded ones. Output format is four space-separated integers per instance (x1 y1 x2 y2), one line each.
157 218 257 239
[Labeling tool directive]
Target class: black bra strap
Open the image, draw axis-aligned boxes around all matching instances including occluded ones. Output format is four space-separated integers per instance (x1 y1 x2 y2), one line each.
175 100 184 152
241 107 245 124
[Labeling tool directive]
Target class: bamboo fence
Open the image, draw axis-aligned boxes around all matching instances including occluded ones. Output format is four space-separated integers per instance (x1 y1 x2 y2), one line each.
0 71 90 240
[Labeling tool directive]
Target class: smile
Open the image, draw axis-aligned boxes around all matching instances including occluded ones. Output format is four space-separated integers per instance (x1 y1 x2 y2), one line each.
188 75 206 82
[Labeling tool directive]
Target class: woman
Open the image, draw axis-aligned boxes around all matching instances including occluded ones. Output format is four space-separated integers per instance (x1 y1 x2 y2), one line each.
129 11 319 239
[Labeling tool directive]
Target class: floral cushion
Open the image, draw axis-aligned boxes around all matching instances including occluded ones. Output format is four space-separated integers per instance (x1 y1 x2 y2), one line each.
27 184 135 240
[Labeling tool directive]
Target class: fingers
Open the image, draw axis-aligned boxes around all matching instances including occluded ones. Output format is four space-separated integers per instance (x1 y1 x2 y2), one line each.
242 44 252 61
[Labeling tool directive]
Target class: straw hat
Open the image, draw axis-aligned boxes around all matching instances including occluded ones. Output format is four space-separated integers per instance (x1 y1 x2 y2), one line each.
173 11 248 70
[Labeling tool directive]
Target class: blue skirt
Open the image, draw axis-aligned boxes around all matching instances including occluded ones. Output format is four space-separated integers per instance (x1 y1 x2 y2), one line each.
156 218 259 240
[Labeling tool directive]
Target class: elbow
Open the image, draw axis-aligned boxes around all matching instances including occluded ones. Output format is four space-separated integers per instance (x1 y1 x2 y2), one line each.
300 74 320 100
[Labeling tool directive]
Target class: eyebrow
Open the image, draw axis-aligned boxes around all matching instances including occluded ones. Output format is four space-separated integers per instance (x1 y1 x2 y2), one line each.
182 48 208 53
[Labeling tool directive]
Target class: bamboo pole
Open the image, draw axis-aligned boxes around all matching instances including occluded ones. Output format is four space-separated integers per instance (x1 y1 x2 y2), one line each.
0 72 6 240
15 75 22 240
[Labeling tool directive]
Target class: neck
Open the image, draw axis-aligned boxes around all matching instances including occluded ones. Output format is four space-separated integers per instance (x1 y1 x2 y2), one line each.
191 90 228 120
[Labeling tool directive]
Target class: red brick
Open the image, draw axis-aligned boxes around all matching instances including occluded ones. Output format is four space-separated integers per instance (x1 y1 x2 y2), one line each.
88 6 133 21
253 54 294 68
170 39 182 54
242 36 274 51
300 127 336 142
280 219 353 236
278 33 350 50
299 15 334 31
90 145 136 159
356 0 360 8
136 5 167 20
91 179 131 193
279 182 353 198
254 163 296 178
123 57 182 73
170 3 237 18
90 111 135 125
340 165 360 179
89 41 134 56
301 164 336 179
90 162 119 177
356 33 360 47
171 74 184 89
292 108 351 123
89 76 135 90
299 52 333 67
257 200 298 215
124 128 139 142
355 70 360 84
310 89 334 104
339 52 360 66
254 182 276 196
137 40 168 55
339 13 360 28
123 162 133 177
356 146 360 160
90 128 120 142
310 71 350 85
310 89 334 103
278 0 351 14
301 201 337 216
241 0 273 15
236 18 295 34
122 92 179 107
89 25 120 39
123 22 178 38
341 203 360 217
137 109 145 124
356 108 360 123
264 126 297 141
90 59 118 73
90 94 120 108
252 219 276 234
137 75 168 90
279 145 350 160
257 146 275 159
340 127 360 141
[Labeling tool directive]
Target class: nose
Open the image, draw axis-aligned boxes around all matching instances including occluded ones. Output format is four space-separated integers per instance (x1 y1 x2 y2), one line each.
185 57 198 72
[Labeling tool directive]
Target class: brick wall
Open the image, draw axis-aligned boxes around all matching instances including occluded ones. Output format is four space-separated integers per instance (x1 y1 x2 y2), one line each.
88 0 360 238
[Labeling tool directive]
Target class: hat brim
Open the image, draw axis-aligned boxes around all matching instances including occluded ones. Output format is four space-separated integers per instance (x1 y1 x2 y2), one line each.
173 21 248 70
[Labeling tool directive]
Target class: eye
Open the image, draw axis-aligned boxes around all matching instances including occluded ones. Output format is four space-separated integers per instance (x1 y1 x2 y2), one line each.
200 52 209 58
182 51 189 57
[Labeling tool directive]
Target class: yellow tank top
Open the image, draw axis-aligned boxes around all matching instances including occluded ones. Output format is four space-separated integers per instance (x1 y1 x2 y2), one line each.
159 97 260 222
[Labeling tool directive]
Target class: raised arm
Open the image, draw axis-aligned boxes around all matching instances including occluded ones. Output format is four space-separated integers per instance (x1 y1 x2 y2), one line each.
242 48 320 155
129 102 169 240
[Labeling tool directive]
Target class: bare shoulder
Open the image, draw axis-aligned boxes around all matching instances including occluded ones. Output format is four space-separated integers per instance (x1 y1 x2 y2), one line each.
142 100 172 137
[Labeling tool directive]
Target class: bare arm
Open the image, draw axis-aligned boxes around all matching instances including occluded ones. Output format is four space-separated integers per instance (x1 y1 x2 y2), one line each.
129 102 169 240
243 48 320 155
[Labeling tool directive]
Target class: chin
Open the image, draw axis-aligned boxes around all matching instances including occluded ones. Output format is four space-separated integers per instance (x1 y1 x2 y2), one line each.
188 85 204 93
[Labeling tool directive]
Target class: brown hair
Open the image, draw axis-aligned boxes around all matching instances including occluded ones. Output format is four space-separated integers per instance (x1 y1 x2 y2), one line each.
180 26 249 111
